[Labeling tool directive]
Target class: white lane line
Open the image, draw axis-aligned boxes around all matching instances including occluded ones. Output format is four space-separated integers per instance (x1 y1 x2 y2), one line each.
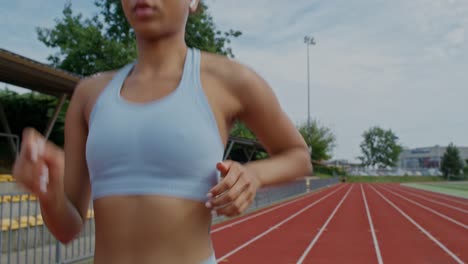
296 185 354 264
211 184 344 233
388 185 468 214
378 185 468 229
362 184 384 264
370 185 465 264
216 184 348 262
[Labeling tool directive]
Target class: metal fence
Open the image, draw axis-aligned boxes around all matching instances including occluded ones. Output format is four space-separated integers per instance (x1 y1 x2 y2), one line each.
212 176 339 223
0 177 340 264
0 193 95 264
347 167 444 177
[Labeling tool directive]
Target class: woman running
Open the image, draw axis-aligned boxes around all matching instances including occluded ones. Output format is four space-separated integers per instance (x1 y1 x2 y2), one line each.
12 0 312 263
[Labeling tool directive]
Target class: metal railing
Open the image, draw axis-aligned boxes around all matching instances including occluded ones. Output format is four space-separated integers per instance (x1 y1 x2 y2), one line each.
0 193 95 264
211 177 339 224
0 177 339 264
347 167 444 177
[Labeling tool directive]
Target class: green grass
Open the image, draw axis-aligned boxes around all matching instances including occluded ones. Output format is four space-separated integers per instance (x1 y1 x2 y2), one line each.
422 181 468 191
345 176 445 183
404 182 468 199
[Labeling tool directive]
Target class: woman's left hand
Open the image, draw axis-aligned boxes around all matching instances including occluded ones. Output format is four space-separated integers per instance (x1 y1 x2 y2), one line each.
206 160 261 217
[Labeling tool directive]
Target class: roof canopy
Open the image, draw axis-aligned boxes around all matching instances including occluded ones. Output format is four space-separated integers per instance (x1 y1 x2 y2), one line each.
0 48 80 96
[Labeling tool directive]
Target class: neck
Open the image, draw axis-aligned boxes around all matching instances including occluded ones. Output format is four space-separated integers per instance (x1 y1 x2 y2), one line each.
133 32 188 76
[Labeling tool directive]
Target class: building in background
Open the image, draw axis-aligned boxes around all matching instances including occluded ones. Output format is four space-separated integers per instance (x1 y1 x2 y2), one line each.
328 146 468 176
324 159 362 169
399 145 468 169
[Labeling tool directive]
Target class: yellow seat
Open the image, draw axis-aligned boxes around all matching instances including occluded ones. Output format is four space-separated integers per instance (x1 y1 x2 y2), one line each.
21 194 30 201
12 195 21 202
29 195 37 201
10 220 20 230
0 174 14 183
28 217 37 226
0 174 14 182
2 195 11 202
2 219 20 230
1 219 11 231
36 215 44 226
18 216 31 228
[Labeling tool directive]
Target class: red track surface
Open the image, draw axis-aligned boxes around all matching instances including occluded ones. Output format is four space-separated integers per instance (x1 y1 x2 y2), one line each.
298 184 377 263
210 183 468 264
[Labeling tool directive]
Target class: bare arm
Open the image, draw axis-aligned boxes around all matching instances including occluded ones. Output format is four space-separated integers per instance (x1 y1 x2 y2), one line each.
39 79 92 243
235 65 312 186
207 61 311 216
13 78 95 244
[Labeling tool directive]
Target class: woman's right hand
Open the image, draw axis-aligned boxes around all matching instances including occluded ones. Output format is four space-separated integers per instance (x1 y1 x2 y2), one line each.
12 128 65 203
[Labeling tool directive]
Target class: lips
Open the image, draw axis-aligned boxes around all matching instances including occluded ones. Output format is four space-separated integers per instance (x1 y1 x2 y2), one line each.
133 2 155 18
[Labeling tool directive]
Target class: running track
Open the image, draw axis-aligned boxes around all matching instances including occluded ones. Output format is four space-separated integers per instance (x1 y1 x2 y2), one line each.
210 183 468 263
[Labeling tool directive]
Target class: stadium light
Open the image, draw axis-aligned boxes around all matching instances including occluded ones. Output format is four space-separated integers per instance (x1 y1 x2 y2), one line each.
304 35 316 130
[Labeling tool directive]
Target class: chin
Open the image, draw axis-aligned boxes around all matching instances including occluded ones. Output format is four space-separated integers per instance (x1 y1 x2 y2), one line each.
134 24 166 39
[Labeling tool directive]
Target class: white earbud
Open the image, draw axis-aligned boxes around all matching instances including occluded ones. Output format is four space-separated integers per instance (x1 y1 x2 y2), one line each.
190 0 196 8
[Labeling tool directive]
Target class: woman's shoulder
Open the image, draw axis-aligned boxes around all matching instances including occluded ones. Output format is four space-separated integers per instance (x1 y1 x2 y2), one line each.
200 51 265 95
70 69 121 121
200 50 272 100
73 70 118 103
74 70 118 97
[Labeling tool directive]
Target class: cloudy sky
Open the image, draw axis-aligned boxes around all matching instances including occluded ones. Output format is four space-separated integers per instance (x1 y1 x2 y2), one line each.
1 0 467 161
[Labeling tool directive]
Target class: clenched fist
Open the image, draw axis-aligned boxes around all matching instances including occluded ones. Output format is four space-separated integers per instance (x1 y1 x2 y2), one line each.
12 128 65 203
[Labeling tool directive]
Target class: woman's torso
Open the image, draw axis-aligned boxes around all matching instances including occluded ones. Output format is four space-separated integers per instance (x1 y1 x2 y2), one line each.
93 197 213 264
81 48 239 263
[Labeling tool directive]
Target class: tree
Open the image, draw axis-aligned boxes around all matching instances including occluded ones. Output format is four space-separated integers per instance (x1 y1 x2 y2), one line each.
185 1 241 56
36 0 241 76
36 2 136 76
465 159 468 176
227 121 268 162
440 143 464 179
0 89 67 169
0 89 66 145
298 120 336 161
230 121 256 140
359 126 402 168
